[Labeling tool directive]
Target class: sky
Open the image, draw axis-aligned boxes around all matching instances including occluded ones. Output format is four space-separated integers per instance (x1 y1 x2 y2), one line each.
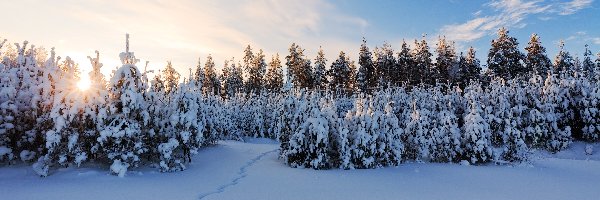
2 0 599 78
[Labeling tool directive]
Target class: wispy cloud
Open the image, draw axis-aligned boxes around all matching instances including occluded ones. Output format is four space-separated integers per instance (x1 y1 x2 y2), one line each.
440 0 593 44
3 0 368 76
557 0 594 15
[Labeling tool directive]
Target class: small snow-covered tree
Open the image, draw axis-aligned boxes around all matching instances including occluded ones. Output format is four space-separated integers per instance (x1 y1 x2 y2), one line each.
99 35 150 177
348 95 377 168
462 83 493 164
542 73 572 152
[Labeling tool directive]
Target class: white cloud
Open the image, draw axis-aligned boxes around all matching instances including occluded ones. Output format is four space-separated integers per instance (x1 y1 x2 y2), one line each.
593 38 600 45
557 0 594 15
2 0 368 77
439 0 593 44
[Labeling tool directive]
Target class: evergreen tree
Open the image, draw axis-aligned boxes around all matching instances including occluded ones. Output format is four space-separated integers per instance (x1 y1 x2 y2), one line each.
582 44 595 80
242 45 254 84
487 27 525 79
542 73 572 152
99 35 150 177
356 38 376 92
203 55 220 96
397 41 414 86
434 36 456 85
286 43 313 89
328 51 353 93
412 37 434 85
553 41 575 77
247 49 267 93
462 83 493 164
193 57 205 90
525 34 552 78
161 61 180 96
374 42 396 87
313 47 328 90
265 54 284 93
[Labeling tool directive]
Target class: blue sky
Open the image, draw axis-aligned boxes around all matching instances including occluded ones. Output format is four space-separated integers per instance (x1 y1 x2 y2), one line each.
2 0 599 77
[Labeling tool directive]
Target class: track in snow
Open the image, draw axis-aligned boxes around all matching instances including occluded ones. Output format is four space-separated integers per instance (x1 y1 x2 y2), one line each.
198 148 279 199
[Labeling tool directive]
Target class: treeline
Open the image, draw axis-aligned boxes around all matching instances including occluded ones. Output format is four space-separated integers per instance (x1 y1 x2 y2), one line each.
0 28 599 176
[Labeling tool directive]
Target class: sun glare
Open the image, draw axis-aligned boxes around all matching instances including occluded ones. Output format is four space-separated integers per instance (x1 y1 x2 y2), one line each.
77 78 91 91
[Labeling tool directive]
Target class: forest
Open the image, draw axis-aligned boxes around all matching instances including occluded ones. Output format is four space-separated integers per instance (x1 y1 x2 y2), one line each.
1 28 599 177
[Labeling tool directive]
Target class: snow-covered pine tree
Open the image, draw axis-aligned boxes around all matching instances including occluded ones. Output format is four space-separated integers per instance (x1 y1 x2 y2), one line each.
487 27 525 79
462 82 493 164
242 45 254 89
523 75 548 148
286 43 313 89
542 73 572 152
12 41 49 164
404 86 434 161
265 54 284 93
162 61 180 96
278 89 299 160
35 56 88 176
313 47 328 90
0 40 18 162
375 93 404 166
193 57 205 91
85 51 110 159
463 47 481 86
434 36 456 85
203 55 220 96
328 51 353 94
160 78 204 172
99 35 150 177
430 91 462 163
553 41 575 77
348 95 377 168
525 34 552 78
500 115 528 163
397 41 414 86
579 77 600 142
247 49 267 94
357 38 376 92
374 42 396 87
581 45 595 80
412 37 434 85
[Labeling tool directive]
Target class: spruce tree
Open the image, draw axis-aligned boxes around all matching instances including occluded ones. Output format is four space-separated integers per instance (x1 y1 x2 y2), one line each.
356 38 376 92
203 55 220 96
553 41 575 77
582 44 595 80
374 42 396 87
247 49 267 93
99 35 149 177
487 27 525 79
286 43 313 89
193 57 205 90
328 51 353 93
313 47 328 90
525 34 552 77
412 37 434 85
434 36 456 85
162 61 180 96
397 41 414 86
265 54 284 93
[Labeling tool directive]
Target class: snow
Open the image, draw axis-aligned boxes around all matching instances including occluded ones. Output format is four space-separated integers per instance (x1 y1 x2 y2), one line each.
1 140 599 200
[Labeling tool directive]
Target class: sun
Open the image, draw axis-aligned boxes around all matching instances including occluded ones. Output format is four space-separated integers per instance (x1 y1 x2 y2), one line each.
77 78 91 91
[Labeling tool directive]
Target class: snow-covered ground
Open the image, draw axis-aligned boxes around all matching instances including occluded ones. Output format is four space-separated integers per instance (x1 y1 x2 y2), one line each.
1 139 599 200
